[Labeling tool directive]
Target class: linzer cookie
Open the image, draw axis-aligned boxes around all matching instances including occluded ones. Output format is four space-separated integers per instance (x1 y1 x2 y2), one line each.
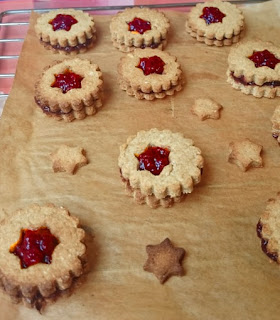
271 105 280 143
110 7 170 52
257 193 280 263
0 204 87 310
35 9 96 54
227 40 280 98
143 238 185 284
118 128 204 208
35 58 103 122
118 48 183 100
186 0 244 47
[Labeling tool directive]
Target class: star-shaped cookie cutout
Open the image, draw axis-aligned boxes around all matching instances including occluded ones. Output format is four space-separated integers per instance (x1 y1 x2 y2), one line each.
228 138 263 172
143 238 185 284
191 98 222 121
50 145 88 174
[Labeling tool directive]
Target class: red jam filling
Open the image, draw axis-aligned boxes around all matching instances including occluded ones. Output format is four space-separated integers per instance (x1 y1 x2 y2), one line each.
136 146 170 176
137 56 165 76
51 69 83 94
10 227 59 269
49 14 78 31
248 50 280 69
200 7 226 25
128 17 151 34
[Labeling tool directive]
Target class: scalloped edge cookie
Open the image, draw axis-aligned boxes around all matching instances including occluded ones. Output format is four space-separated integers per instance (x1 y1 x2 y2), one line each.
271 105 280 143
0 203 87 310
186 0 244 47
110 7 170 52
35 9 96 55
118 128 204 208
117 48 183 100
257 192 280 263
34 58 103 122
227 40 280 98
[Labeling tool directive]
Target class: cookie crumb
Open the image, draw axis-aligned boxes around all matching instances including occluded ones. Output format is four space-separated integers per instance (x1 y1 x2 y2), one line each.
228 138 263 172
143 238 185 284
50 145 88 174
191 98 222 121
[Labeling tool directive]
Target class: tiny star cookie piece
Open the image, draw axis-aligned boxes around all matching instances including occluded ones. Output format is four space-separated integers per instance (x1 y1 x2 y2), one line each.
257 192 280 263
191 98 223 121
118 48 183 100
0 203 86 310
35 9 96 55
228 138 263 172
35 58 103 122
143 238 185 284
186 0 244 47
110 7 170 52
50 145 88 174
118 128 204 208
271 105 280 143
227 40 280 98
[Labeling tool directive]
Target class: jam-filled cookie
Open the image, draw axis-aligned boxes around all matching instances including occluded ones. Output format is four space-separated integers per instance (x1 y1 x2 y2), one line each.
0 204 86 310
118 128 204 208
186 0 244 47
227 40 280 98
257 193 280 264
118 48 183 100
110 7 170 52
35 9 96 55
35 58 103 122
271 105 280 143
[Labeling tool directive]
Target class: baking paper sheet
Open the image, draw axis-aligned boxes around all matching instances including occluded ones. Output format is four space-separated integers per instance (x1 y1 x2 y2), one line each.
0 1 280 319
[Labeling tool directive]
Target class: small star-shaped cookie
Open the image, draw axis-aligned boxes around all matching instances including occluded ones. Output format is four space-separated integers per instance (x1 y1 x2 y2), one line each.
143 238 185 284
50 145 88 174
191 98 222 121
228 138 263 172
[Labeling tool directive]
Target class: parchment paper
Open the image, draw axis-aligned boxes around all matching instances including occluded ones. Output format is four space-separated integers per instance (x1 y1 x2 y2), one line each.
0 1 280 319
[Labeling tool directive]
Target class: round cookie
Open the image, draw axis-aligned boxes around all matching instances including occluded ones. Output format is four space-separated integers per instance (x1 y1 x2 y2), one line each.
110 7 170 52
35 9 96 55
0 203 86 309
118 48 183 100
118 128 204 208
257 193 280 263
186 0 244 47
227 40 280 98
35 58 103 122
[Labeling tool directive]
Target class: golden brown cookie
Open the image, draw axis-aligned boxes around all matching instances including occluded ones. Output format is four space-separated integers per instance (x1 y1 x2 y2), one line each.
271 105 280 143
118 128 204 208
34 58 103 122
110 7 170 52
35 9 96 55
143 238 185 284
186 0 244 47
257 193 280 263
228 138 263 172
191 98 222 121
0 203 86 310
50 145 88 174
118 48 183 100
227 40 280 98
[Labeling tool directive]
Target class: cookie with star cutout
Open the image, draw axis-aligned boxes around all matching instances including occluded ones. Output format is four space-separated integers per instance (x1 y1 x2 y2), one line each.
0 203 87 310
50 145 88 174
143 238 186 284
110 7 170 52
35 58 103 122
186 0 244 47
227 40 280 98
35 8 96 55
271 105 280 143
228 138 263 172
